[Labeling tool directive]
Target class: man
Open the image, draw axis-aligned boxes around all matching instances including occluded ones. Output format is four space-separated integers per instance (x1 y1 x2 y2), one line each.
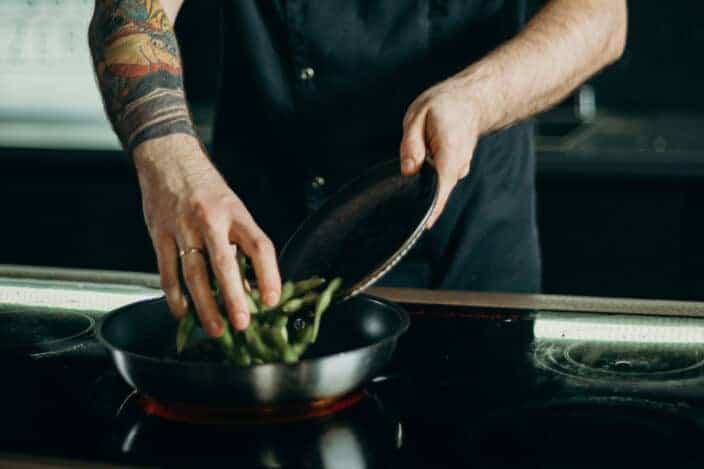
89 0 627 337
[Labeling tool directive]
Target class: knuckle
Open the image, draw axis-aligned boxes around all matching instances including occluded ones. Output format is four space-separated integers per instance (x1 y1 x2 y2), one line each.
223 197 240 215
189 196 213 224
152 230 173 250
211 250 233 271
150 227 164 244
251 235 274 256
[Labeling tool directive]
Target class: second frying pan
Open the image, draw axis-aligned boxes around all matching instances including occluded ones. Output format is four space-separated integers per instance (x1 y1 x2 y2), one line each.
279 158 438 299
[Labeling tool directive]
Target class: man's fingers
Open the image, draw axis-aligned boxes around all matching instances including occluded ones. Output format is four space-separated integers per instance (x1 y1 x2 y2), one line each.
231 222 281 308
154 235 188 318
204 234 251 331
427 170 454 229
426 138 464 229
399 109 427 176
180 248 224 337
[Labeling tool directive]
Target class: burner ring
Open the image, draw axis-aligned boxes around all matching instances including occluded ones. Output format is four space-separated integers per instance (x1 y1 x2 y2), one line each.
534 341 704 385
0 310 94 356
564 342 704 378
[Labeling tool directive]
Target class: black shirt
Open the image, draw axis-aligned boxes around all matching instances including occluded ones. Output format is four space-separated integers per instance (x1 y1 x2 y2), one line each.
212 0 541 293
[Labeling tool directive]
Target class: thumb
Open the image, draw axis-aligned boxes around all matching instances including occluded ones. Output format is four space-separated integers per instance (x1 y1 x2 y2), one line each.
425 124 471 228
426 145 455 229
399 110 427 176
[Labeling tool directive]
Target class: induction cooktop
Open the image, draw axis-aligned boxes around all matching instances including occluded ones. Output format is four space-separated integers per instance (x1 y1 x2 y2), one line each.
3 299 704 468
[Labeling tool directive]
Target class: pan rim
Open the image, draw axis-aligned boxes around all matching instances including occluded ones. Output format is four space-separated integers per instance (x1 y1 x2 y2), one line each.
96 293 410 371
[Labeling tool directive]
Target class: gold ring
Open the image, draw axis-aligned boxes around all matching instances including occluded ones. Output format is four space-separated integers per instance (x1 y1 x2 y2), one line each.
178 247 204 258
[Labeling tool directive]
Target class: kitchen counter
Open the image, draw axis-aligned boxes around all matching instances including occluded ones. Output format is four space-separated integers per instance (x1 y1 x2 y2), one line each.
537 112 704 178
2 264 704 318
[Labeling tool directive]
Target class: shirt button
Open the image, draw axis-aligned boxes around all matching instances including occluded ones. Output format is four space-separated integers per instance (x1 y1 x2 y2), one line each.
299 67 315 81
311 176 325 188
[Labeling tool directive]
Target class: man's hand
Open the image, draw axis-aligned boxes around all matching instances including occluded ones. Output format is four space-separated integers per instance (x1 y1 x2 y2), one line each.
400 80 482 228
134 134 281 336
89 0 280 333
399 0 627 226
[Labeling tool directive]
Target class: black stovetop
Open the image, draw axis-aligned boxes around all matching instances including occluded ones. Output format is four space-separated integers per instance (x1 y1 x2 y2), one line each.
3 302 704 468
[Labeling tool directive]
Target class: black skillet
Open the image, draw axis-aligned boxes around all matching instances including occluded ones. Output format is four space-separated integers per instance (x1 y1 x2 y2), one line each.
98 159 437 405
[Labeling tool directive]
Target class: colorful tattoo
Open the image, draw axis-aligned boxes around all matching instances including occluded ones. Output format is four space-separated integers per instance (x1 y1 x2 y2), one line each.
89 0 195 153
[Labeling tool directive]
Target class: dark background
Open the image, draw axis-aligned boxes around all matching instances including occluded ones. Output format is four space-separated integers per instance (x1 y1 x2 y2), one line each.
2 1 703 300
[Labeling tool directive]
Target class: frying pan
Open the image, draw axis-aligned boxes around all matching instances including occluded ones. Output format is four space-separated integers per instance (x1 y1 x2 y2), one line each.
98 295 408 404
279 158 438 299
98 158 436 405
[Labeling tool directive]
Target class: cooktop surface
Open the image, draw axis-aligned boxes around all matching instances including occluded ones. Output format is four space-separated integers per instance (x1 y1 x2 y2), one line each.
3 301 704 468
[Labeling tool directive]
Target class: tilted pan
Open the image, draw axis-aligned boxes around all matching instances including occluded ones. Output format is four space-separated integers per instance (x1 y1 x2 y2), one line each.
98 159 437 405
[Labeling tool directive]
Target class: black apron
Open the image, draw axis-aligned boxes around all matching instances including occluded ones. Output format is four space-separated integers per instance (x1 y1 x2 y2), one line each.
212 0 541 293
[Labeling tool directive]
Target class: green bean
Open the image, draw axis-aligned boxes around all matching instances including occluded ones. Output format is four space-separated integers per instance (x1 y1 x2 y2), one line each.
280 281 296 304
281 292 319 314
294 321 315 345
175 250 342 366
250 288 261 303
236 251 248 277
293 276 326 296
244 323 279 362
310 277 342 342
245 292 259 314
218 323 238 363
259 281 295 312
282 345 301 363
273 315 288 330
176 311 196 354
230 334 252 367
268 316 302 363
262 319 290 360
290 339 310 358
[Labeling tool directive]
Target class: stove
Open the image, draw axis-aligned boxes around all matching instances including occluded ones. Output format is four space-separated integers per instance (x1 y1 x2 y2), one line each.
3 296 704 468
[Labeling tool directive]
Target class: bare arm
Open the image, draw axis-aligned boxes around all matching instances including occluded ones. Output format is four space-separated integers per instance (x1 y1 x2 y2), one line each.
88 0 193 153
462 0 627 133
401 0 628 225
88 0 282 335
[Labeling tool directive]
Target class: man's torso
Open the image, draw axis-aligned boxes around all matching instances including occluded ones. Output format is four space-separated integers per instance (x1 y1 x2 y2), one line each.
209 0 540 292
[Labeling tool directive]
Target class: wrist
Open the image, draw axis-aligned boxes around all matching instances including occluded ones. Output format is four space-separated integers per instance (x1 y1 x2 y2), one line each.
132 133 207 171
132 133 212 193
451 60 503 135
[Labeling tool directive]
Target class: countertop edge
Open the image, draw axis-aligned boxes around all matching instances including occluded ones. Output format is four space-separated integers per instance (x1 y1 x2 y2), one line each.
2 265 703 317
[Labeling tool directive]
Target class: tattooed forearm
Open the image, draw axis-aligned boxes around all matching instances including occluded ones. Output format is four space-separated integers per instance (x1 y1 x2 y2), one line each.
89 0 195 153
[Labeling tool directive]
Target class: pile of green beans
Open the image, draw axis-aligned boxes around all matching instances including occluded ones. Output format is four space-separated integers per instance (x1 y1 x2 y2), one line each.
175 254 342 366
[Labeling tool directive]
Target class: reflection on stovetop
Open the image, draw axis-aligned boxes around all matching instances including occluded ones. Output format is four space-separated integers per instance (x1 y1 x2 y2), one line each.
3 303 704 468
112 384 402 468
